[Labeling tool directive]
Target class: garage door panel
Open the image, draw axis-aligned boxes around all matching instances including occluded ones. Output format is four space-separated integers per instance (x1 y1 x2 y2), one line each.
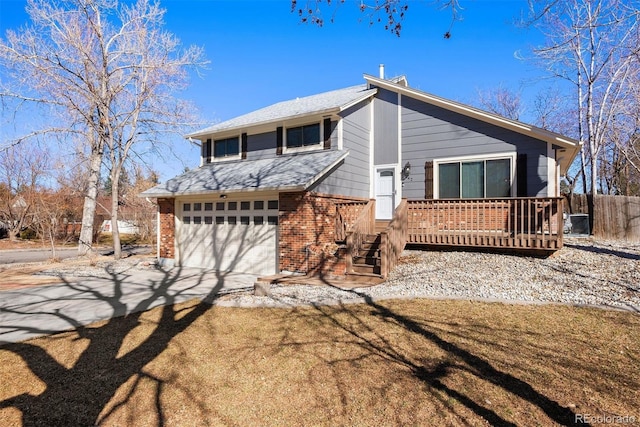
177 198 278 275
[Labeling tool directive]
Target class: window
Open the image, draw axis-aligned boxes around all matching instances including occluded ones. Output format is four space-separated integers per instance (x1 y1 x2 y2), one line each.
268 216 278 225
240 201 250 210
268 200 279 210
204 216 213 224
254 201 264 210
183 203 191 212
216 216 224 224
228 202 237 210
437 157 512 199
193 216 202 224
216 202 225 211
240 216 250 225
254 216 264 225
204 203 213 211
228 216 237 225
193 203 202 211
286 123 320 148
214 137 240 158
183 216 191 224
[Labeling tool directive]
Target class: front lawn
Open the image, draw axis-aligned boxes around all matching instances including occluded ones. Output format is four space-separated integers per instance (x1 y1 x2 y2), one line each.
1 299 638 426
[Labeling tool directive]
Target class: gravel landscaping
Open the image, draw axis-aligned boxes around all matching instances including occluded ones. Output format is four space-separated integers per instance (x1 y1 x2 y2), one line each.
218 237 640 311
32 237 639 311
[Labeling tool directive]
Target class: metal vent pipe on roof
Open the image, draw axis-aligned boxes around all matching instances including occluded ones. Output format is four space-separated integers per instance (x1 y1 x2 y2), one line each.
379 64 385 79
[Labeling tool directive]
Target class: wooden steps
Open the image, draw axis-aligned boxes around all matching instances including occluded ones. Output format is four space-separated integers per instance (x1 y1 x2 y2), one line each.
350 234 382 276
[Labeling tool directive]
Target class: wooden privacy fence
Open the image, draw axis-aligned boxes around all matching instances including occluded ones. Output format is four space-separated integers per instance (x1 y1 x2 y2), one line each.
406 197 564 250
593 195 640 242
566 194 640 242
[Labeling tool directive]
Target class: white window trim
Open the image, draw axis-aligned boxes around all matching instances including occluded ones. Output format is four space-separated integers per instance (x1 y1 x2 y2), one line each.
547 142 557 197
283 122 324 154
433 152 517 199
369 99 375 199
209 135 242 163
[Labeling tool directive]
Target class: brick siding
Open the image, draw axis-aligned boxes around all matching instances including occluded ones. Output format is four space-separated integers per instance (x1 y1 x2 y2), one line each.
279 192 367 278
158 198 175 259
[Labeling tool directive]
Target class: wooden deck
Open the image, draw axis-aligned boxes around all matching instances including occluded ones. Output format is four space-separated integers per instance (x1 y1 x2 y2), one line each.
406 197 564 251
333 197 564 282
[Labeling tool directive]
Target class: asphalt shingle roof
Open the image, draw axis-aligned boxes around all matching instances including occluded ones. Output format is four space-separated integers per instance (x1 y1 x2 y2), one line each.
187 84 377 137
140 150 349 198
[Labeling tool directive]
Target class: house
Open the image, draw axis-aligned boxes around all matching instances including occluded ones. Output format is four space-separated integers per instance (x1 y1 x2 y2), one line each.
100 219 139 235
140 68 581 279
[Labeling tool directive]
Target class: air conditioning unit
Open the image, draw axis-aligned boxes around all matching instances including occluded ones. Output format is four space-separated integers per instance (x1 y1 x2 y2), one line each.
569 214 590 235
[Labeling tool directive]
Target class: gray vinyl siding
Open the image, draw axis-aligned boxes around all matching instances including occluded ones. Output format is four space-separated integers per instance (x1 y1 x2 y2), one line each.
374 88 398 165
246 131 278 160
401 95 549 199
242 121 338 161
313 101 371 198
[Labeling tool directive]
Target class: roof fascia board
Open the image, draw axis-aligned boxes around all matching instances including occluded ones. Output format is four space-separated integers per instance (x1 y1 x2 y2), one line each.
363 74 581 150
140 184 308 199
338 89 378 113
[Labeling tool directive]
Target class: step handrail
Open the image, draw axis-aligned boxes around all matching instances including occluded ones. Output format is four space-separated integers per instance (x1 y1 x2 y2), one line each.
380 199 408 278
345 199 375 274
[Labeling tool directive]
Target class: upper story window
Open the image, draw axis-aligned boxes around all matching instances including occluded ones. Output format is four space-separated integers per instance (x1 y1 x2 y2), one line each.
214 137 240 159
435 155 514 199
285 123 321 152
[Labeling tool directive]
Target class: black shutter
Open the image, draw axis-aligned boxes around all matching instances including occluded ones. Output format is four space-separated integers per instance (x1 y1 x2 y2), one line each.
517 154 528 197
205 138 212 163
276 126 283 155
323 118 332 150
241 133 248 160
425 161 434 199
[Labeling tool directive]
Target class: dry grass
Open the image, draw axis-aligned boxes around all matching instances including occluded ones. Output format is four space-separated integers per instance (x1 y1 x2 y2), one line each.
1 298 638 426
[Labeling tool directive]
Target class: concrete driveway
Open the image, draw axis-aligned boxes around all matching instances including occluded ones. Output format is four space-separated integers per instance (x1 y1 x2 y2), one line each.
0 245 153 264
0 266 257 344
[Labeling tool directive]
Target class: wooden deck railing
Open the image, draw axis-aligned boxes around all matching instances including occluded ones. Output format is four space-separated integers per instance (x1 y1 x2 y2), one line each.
380 199 408 278
345 200 375 274
407 197 564 250
335 200 370 242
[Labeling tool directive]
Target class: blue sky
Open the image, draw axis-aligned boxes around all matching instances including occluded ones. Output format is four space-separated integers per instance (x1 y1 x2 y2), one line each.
1 0 550 181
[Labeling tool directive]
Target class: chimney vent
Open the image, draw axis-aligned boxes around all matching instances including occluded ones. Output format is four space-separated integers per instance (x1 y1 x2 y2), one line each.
379 64 385 79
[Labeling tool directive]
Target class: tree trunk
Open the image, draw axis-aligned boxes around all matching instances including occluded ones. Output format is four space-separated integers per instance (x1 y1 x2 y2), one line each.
77 145 103 256
590 150 598 195
8 228 20 242
111 171 122 260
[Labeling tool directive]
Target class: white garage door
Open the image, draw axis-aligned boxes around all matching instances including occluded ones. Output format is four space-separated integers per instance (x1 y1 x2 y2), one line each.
176 198 279 275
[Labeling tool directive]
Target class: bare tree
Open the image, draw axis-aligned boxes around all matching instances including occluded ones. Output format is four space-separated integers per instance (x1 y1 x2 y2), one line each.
292 0 462 37
476 85 523 120
0 145 49 241
122 165 159 243
526 0 640 195
0 0 206 258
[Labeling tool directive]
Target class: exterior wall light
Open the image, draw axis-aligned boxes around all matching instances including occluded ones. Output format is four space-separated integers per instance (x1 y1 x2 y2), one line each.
401 162 411 181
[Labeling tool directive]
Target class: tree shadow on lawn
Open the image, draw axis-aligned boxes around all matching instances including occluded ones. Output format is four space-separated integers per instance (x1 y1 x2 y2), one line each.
564 242 640 261
0 264 235 426
301 277 590 426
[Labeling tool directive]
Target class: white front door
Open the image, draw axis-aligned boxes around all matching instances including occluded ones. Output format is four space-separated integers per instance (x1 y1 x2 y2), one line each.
375 168 395 219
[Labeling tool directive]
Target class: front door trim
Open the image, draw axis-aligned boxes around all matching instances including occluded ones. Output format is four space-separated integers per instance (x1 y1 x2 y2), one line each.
374 164 400 220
